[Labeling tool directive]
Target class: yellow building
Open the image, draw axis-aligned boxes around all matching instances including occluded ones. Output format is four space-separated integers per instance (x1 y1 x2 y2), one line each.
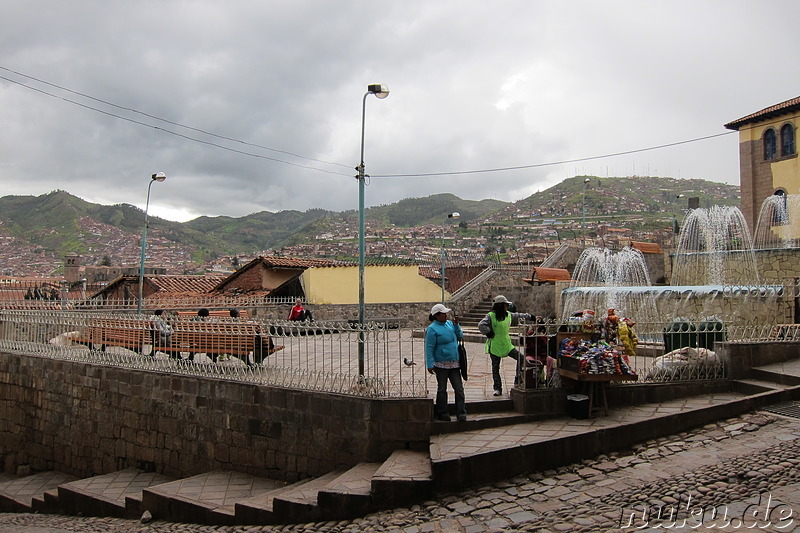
300 264 445 305
725 96 800 236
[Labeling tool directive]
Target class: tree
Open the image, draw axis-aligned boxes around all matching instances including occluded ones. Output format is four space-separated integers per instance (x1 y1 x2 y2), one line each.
100 255 111 266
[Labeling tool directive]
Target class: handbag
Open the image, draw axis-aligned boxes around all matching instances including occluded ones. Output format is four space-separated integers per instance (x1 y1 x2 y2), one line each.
458 340 468 381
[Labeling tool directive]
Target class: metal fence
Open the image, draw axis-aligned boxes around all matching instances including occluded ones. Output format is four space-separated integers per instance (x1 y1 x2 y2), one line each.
510 315 800 386
0 310 426 399
1 310 797 398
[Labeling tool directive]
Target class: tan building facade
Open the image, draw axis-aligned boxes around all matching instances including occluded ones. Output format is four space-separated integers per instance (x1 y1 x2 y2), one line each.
725 96 800 232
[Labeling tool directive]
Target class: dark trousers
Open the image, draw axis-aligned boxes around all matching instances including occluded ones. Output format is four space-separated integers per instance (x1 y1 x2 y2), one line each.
490 348 523 393
433 367 466 419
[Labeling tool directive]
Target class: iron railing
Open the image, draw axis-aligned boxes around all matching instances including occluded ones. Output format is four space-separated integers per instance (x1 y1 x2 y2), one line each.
0 310 426 398
2 310 797 398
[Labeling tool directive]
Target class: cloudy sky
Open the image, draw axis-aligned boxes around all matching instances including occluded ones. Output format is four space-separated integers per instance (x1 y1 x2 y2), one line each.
1 1 798 222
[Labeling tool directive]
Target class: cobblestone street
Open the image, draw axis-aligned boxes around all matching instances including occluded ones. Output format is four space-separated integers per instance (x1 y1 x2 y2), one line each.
2 409 798 532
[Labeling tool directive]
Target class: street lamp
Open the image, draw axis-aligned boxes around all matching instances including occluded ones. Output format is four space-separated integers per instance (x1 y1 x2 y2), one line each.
356 84 389 377
673 194 685 234
138 172 166 315
441 212 460 303
581 177 591 246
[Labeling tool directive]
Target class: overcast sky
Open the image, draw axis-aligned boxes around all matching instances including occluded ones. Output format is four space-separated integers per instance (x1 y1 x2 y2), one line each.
1 1 798 222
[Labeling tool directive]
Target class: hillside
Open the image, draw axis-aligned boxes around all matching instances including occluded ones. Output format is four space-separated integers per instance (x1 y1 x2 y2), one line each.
0 176 741 276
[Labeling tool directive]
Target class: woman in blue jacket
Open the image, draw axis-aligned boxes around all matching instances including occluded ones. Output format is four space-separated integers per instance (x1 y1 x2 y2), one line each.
425 303 466 422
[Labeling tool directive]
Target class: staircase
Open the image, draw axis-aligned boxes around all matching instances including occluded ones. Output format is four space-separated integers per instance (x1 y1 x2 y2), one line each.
0 449 433 525
0 398 542 525
3 359 798 526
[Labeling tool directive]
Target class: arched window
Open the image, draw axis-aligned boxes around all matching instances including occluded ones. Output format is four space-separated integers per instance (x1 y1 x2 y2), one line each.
773 189 788 225
781 123 795 156
764 129 777 160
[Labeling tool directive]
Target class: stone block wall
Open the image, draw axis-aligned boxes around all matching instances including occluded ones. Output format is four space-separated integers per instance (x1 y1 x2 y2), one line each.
0 353 430 480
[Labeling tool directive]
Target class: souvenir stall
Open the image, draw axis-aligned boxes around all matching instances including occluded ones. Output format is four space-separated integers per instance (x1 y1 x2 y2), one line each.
558 309 638 417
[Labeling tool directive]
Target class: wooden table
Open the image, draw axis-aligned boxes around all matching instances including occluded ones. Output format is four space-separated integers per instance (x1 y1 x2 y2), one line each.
558 369 638 417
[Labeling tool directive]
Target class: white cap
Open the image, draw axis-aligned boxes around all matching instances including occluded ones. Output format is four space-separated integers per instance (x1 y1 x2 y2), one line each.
430 303 451 315
493 295 512 305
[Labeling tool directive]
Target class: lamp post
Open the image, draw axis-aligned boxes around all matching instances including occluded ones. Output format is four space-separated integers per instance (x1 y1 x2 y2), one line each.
138 172 166 315
356 84 389 377
581 177 591 246
673 194 685 235
441 212 460 303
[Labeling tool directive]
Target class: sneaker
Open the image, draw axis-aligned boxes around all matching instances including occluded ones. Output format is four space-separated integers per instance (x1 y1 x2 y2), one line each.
457 415 467 422
493 389 502 396
435 414 452 422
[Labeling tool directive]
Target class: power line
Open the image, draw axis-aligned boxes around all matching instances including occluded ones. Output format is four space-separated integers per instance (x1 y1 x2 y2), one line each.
1 66 740 181
0 73 351 177
0 65 351 171
370 132 736 178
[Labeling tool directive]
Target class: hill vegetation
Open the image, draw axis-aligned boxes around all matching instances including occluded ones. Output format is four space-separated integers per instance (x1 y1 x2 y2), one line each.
0 176 741 275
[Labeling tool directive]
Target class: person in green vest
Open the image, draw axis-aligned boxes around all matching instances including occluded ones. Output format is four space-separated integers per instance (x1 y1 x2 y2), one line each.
478 295 533 396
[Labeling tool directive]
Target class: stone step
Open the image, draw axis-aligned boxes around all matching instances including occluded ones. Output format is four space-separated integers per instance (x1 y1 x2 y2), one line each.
747 367 800 387
0 471 77 512
317 462 382 520
233 477 313 525
270 469 346 524
57 467 174 518
370 449 432 510
432 410 542 435
141 470 285 525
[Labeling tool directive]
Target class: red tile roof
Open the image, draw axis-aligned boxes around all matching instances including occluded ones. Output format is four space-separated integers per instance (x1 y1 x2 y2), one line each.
725 96 800 130
147 275 225 295
630 241 663 254
255 256 344 268
524 267 571 284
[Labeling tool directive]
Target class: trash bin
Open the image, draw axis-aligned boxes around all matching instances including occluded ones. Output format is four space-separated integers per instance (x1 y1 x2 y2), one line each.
663 318 696 353
697 318 726 351
567 394 590 419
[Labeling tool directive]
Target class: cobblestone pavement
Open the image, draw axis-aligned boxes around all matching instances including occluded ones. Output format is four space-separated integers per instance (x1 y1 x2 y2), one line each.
2 410 798 533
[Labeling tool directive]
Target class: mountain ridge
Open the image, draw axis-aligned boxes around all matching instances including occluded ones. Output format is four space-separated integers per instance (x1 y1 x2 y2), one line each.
0 176 740 276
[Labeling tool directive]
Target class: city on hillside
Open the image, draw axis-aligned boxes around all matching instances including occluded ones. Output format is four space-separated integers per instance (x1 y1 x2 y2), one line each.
0 176 739 280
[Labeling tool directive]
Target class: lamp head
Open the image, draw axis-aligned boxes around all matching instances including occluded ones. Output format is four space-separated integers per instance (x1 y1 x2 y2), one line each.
367 84 390 99
151 172 167 182
677 194 685 199
583 177 591 184
449 212 461 219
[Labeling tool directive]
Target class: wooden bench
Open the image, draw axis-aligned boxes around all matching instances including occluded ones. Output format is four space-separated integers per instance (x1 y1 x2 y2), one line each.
73 317 283 364
154 322 283 364
176 310 249 318
72 318 152 354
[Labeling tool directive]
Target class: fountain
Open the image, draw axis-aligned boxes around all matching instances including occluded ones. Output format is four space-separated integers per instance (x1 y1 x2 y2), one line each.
560 247 659 328
671 205 759 286
559 205 790 342
753 193 800 250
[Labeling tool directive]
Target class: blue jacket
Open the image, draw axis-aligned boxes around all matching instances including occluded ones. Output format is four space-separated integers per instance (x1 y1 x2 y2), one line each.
425 320 463 368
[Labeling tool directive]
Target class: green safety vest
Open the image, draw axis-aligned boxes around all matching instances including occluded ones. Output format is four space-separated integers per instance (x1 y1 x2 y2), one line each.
485 311 514 357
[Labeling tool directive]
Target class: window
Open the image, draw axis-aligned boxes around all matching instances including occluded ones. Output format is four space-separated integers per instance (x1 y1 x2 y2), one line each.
764 129 777 160
772 189 788 226
781 123 795 156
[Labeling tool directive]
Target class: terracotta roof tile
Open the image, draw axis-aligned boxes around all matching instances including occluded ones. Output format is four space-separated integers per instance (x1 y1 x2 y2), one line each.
630 241 663 254
524 267 571 283
147 275 225 295
725 96 800 130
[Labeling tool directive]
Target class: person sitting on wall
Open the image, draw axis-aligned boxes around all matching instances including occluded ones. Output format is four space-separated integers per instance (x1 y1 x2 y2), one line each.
288 299 313 322
150 309 173 349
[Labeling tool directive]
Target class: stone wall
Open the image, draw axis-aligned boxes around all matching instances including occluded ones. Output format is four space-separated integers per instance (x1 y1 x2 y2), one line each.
0 353 430 480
